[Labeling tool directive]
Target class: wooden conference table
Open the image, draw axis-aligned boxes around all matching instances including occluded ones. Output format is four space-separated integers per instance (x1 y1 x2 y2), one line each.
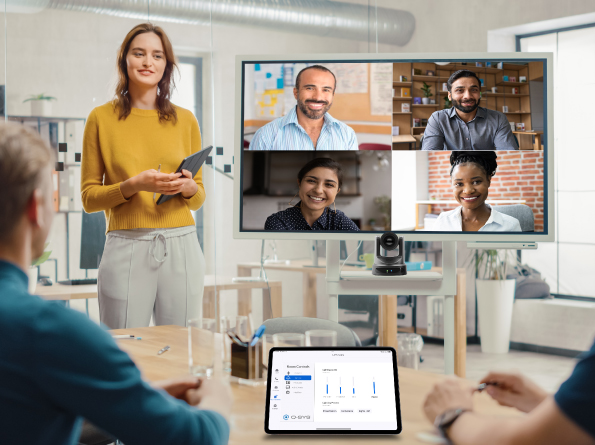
237 260 467 377
112 325 517 444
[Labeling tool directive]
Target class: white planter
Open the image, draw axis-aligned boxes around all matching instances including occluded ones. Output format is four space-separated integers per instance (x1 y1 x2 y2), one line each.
476 279 516 353
30 100 52 116
422 97 430 105
28 267 39 294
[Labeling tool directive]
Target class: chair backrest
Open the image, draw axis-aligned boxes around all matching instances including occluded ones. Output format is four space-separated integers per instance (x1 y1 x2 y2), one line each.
358 143 391 151
263 317 362 346
492 204 534 232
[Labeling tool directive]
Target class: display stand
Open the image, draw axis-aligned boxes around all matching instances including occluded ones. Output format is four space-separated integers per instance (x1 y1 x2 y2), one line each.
326 240 459 375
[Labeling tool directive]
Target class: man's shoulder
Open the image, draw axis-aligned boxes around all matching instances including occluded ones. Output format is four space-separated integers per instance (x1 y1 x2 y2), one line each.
328 115 356 134
483 107 507 120
256 116 287 133
429 109 453 121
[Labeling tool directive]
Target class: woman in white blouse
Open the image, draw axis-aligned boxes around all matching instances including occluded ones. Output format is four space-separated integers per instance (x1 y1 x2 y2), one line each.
434 151 522 232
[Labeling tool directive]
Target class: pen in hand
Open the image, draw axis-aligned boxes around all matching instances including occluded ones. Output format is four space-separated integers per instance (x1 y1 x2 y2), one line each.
476 382 499 392
153 164 161 202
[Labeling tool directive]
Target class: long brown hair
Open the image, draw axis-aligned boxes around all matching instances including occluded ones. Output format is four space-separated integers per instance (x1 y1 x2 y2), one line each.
114 23 178 124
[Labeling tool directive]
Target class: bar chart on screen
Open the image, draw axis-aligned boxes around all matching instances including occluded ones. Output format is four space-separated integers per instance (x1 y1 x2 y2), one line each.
314 363 395 422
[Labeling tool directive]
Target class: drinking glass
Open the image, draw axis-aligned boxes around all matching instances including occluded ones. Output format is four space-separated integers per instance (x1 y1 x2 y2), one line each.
236 315 249 341
305 330 337 347
219 316 232 376
273 333 305 347
188 318 216 377
262 334 275 368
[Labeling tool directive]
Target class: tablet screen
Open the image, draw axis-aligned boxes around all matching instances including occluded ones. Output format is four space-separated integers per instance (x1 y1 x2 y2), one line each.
265 347 401 434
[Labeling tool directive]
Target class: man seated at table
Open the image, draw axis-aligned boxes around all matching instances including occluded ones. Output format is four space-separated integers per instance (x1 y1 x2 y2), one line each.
249 65 358 151
0 122 232 445
423 339 595 444
422 69 519 151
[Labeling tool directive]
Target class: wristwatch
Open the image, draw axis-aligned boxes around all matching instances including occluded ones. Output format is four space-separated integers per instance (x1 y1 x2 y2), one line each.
434 408 469 444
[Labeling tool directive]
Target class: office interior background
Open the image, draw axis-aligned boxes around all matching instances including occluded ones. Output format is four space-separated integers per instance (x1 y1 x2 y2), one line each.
6 0 595 388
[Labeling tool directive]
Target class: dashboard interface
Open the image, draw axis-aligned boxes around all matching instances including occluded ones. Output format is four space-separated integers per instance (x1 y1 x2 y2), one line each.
266 348 400 433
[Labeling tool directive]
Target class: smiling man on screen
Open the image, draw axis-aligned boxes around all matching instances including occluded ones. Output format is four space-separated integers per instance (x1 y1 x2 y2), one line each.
249 65 359 151
422 69 519 151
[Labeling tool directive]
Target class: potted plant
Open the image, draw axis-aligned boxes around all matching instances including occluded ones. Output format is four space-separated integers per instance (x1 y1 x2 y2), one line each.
23 94 57 117
443 95 452 109
30 242 51 294
373 195 391 230
470 249 518 354
421 82 433 105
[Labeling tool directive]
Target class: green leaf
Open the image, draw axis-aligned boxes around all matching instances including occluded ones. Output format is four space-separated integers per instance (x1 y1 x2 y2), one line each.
23 94 57 103
31 250 52 267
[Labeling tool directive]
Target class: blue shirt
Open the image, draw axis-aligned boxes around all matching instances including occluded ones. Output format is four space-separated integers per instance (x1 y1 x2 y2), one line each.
249 106 359 151
265 204 359 231
555 339 595 439
0 260 229 445
422 107 519 151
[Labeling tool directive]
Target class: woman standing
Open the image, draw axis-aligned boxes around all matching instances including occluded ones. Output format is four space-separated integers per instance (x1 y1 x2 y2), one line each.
81 23 206 328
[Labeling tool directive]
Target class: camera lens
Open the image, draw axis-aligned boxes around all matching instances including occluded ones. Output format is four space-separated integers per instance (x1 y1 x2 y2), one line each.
380 232 398 251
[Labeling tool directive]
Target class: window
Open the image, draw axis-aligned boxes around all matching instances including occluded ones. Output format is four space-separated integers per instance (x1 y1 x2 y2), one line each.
519 26 595 299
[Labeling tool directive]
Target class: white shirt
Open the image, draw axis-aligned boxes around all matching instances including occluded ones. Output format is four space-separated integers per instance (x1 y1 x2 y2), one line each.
434 205 522 232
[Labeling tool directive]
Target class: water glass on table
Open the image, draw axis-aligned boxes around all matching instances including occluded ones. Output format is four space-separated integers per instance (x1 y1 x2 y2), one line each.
236 315 249 341
273 333 305 347
188 318 216 377
219 316 232 377
305 330 337 347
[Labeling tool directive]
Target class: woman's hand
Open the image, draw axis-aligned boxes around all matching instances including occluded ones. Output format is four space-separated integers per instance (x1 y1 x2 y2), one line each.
479 371 548 413
177 169 199 198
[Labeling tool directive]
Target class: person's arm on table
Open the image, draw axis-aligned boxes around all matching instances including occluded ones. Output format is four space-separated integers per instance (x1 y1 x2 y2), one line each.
424 376 595 445
33 305 231 445
421 113 446 150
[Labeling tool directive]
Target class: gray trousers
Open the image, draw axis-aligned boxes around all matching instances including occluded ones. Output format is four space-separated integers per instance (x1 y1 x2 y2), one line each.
98 226 205 329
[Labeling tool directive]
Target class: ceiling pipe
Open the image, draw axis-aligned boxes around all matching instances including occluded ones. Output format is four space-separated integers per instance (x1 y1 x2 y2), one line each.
8 0 415 46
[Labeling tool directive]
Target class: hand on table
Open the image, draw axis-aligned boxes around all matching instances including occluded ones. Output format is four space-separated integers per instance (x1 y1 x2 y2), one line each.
480 371 548 413
423 377 475 423
152 375 233 420
152 375 201 404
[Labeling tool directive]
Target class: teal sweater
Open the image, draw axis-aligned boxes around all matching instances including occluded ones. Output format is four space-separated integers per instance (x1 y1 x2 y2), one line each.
0 260 229 444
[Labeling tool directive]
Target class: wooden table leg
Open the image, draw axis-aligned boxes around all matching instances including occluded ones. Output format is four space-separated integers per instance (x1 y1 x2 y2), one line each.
203 289 216 319
237 265 253 317
534 134 542 151
263 282 282 320
303 272 317 318
378 295 398 350
455 271 467 378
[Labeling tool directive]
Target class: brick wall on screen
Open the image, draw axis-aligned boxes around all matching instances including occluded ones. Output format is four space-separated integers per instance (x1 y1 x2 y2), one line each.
427 152 544 232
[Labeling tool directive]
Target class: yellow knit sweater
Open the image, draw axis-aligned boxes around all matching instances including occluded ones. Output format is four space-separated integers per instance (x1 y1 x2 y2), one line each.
81 102 206 232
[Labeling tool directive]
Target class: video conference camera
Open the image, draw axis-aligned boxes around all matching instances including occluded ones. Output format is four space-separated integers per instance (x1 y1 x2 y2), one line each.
372 232 407 276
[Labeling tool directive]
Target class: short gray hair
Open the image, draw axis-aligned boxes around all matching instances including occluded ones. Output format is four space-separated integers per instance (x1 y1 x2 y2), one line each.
0 122 53 242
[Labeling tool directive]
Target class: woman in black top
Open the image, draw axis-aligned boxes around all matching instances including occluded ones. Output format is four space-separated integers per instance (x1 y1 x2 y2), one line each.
265 157 359 231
